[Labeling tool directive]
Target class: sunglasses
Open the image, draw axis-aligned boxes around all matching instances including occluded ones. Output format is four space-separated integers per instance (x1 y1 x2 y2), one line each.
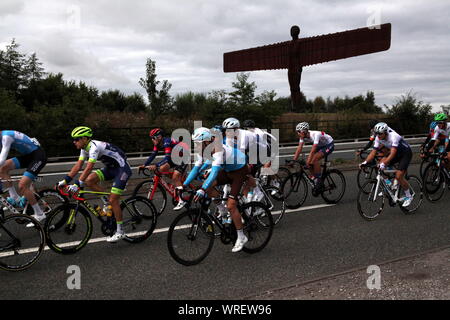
73 137 82 142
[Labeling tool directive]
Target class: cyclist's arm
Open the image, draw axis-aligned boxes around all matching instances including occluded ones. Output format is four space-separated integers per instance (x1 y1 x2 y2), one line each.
0 135 13 167
64 160 85 183
364 147 379 164
143 150 158 166
200 165 222 191
362 136 375 152
293 142 304 161
78 161 95 183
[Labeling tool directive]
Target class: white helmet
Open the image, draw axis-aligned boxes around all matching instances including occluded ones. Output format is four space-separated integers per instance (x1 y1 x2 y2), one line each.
296 122 309 132
374 122 389 134
192 127 212 142
222 117 240 129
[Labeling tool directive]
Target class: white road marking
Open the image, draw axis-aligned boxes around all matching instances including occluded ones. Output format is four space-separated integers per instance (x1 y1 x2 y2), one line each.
0 203 335 257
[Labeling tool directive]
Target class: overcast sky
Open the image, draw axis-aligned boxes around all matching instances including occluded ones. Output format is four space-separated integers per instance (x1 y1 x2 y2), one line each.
1 0 449 111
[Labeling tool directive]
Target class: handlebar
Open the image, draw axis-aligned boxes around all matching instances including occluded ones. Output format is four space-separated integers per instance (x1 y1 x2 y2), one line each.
138 166 173 177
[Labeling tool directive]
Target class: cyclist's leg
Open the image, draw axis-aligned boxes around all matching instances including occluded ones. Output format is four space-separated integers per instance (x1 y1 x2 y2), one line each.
172 163 187 188
0 158 19 198
85 171 103 192
108 165 132 241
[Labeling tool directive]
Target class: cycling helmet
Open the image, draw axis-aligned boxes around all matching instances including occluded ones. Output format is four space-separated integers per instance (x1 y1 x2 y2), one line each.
296 122 309 132
71 126 93 138
430 121 437 129
434 113 448 122
211 125 223 134
149 128 164 138
192 127 212 142
243 119 256 129
374 122 389 134
222 117 240 129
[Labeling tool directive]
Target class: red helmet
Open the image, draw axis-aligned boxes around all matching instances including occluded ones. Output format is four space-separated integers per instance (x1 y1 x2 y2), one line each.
149 128 164 138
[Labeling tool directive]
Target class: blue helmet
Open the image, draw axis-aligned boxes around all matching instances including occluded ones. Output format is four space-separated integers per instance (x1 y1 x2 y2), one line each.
430 121 437 129
211 125 223 134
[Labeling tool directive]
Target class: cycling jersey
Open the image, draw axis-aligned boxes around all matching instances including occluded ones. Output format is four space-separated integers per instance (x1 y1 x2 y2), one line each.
184 144 246 190
373 128 411 154
0 131 46 180
299 131 334 147
79 140 128 168
144 137 188 167
431 123 450 141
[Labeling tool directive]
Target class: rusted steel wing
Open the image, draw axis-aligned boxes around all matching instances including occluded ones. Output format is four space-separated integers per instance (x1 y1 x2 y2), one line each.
223 23 391 72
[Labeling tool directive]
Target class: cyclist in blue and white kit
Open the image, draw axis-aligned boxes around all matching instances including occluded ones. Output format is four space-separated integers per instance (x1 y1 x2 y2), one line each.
58 126 132 243
177 127 250 253
0 130 47 222
360 122 414 207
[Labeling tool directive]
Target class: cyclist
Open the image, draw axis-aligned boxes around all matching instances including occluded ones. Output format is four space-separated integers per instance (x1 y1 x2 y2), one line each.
139 128 188 191
420 119 439 157
360 122 414 207
222 117 262 202
427 113 450 166
179 127 250 253
0 130 47 223
292 122 335 191
242 119 279 189
356 119 378 158
58 126 132 243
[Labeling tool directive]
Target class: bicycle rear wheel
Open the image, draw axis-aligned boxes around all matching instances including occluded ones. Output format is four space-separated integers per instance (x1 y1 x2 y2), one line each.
167 209 215 266
0 214 45 271
422 163 446 203
45 204 93 255
261 186 285 225
357 180 385 221
240 202 273 253
132 179 167 216
281 173 308 209
321 169 346 204
399 175 423 214
121 196 158 243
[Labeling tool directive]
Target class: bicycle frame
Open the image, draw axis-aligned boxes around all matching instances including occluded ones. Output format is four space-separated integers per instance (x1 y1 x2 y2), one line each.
151 172 179 200
370 169 414 203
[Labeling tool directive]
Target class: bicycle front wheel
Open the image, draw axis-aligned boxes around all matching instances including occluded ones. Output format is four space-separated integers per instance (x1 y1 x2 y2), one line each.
121 196 158 243
422 163 446 203
281 173 308 209
45 204 93 255
0 214 45 271
357 167 376 194
132 179 167 216
261 186 286 225
357 180 385 221
321 169 346 204
167 209 215 266
240 202 273 253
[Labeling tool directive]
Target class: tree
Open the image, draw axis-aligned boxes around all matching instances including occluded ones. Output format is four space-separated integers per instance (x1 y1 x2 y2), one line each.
228 73 257 107
0 39 27 94
139 58 172 120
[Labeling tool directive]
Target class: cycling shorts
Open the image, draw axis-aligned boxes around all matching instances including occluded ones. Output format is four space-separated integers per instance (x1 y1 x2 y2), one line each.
95 163 132 195
317 143 335 157
390 148 412 172
12 148 47 180
215 165 250 200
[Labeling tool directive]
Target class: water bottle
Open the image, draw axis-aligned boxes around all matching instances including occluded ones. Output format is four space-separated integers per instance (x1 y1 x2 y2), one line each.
94 205 102 215
392 179 399 191
384 178 392 188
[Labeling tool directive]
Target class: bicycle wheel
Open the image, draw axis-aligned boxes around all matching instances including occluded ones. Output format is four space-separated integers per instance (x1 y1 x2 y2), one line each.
398 175 423 214
23 189 67 216
422 163 446 203
281 173 308 209
261 185 286 225
167 209 215 266
44 204 93 255
357 166 376 194
239 202 273 253
0 214 45 271
121 196 158 243
321 169 346 204
357 180 385 221
132 179 167 216
419 158 430 179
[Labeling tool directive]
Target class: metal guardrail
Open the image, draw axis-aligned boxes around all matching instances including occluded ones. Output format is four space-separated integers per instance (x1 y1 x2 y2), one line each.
46 134 427 163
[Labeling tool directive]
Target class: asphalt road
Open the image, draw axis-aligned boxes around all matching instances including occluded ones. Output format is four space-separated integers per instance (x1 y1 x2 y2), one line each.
1 163 449 300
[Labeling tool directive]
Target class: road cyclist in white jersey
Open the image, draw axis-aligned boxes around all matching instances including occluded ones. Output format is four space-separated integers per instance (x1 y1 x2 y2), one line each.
0 130 47 224
292 122 335 191
242 119 279 193
222 117 264 203
360 122 414 207
177 127 251 252
57 126 133 243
